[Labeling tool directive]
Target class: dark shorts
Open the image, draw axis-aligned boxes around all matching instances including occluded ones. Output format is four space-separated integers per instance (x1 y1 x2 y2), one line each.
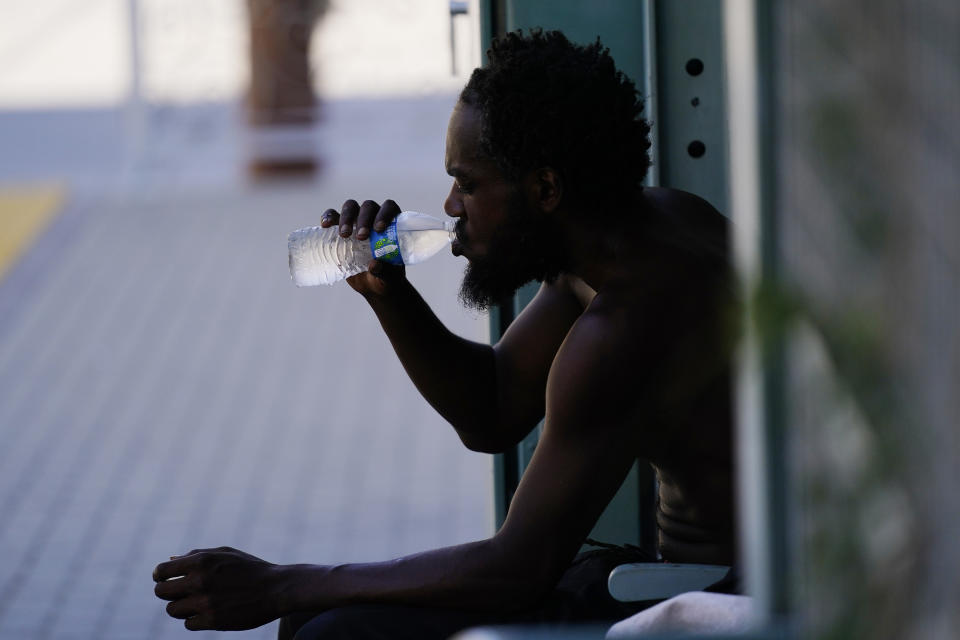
278 546 703 640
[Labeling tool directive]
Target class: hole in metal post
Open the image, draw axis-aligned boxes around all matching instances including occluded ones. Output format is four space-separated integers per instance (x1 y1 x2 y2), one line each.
685 58 704 76
687 140 706 158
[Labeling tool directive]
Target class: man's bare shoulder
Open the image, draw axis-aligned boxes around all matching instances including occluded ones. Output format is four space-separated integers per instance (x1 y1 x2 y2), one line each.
643 186 726 221
543 293 651 433
642 187 729 259
540 273 596 309
555 281 668 367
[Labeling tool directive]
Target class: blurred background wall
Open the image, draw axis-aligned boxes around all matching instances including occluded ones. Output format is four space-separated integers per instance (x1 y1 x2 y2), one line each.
0 0 477 106
0 2 489 639
775 1 959 638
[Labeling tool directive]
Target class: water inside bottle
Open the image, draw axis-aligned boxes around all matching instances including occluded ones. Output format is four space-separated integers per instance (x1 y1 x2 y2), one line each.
396 228 455 265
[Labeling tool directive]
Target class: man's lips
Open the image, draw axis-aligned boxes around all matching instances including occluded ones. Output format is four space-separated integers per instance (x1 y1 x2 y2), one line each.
451 222 468 257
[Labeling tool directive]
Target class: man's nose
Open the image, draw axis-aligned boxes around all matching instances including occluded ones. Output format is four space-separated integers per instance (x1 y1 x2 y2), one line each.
444 184 464 218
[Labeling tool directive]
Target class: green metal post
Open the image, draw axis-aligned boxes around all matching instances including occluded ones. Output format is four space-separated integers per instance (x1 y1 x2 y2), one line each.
725 0 790 623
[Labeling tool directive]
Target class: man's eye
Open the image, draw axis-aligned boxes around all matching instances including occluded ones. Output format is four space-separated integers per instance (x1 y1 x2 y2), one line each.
456 182 472 195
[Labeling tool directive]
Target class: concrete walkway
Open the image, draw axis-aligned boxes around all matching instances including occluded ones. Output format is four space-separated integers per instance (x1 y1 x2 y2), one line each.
0 94 492 640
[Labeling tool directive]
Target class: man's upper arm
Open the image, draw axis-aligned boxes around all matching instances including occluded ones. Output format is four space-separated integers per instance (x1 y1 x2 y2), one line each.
491 311 643 588
488 276 588 446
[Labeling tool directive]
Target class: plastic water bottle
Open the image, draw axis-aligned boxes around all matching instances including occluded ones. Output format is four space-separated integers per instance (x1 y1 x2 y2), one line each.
288 211 456 286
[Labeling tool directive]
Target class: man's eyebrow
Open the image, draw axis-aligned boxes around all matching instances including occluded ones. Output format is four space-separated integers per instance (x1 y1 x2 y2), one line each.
446 165 469 178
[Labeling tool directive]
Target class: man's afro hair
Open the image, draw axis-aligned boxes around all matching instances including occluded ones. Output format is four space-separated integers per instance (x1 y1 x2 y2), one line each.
460 29 652 212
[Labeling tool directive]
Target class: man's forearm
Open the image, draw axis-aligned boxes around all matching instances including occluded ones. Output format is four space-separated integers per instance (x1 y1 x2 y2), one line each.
364 279 500 440
278 539 547 615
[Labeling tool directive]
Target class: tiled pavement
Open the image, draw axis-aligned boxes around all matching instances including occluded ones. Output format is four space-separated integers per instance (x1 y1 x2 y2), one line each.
0 95 492 639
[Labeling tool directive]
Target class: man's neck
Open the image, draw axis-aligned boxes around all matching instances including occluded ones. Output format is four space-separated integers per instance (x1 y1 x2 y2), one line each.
558 206 663 293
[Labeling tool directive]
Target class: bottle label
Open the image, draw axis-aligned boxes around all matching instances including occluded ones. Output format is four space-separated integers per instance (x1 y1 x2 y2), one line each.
369 219 404 265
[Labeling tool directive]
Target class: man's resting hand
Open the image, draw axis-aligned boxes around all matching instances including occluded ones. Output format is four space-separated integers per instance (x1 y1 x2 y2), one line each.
153 546 296 631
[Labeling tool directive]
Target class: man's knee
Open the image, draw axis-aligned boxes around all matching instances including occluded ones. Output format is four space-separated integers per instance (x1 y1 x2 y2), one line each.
283 603 495 640
277 611 324 640
288 604 436 640
287 607 370 640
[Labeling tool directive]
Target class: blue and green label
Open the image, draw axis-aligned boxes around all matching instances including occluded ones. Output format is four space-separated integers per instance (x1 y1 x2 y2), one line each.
368 219 403 265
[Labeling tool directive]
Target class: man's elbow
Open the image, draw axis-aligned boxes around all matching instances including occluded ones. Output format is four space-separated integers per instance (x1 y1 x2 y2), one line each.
457 430 509 454
483 538 568 611
455 420 537 454
481 567 556 613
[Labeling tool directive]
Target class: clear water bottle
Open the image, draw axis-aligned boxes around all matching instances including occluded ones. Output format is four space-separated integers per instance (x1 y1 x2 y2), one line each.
288 211 456 286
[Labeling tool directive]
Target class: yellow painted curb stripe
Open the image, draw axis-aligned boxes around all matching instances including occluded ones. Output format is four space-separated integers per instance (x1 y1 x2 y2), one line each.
0 184 66 283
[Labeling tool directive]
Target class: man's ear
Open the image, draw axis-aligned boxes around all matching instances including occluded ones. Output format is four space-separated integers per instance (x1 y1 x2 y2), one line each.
524 167 563 213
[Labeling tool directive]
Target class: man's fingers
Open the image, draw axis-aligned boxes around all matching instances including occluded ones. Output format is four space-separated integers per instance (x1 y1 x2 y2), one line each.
154 575 197 601
320 208 339 228
184 613 216 631
367 259 405 282
153 554 202 582
356 200 380 240
166 596 206 620
374 199 401 233
326 199 399 238
347 260 402 296
339 199 360 237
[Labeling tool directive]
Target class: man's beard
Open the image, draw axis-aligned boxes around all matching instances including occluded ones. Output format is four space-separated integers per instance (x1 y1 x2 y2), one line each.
458 196 568 311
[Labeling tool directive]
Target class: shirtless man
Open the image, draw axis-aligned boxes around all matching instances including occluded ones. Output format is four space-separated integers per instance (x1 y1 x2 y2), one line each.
153 30 736 638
